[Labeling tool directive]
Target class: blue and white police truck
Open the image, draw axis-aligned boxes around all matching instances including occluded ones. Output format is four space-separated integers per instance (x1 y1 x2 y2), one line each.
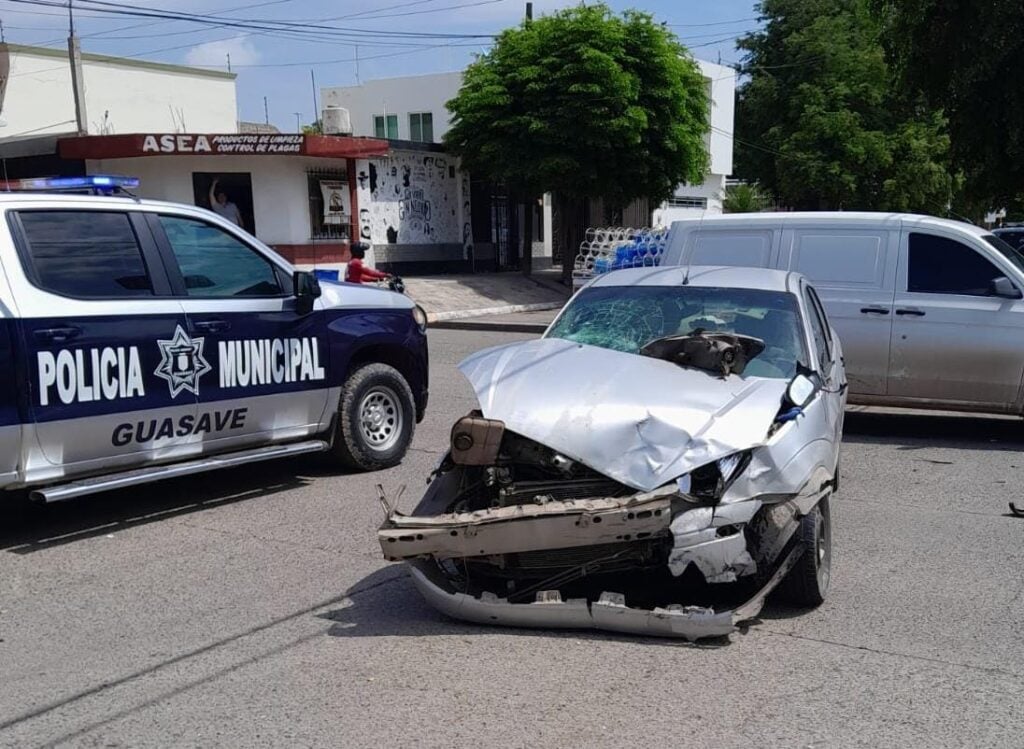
0 176 429 502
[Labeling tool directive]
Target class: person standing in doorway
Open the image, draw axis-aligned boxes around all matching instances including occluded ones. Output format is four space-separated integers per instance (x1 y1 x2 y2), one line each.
208 177 244 227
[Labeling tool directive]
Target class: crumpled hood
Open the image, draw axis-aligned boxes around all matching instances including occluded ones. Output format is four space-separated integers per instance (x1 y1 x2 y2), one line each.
458 338 790 492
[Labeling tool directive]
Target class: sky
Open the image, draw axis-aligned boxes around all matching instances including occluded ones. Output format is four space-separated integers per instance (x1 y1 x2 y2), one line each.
0 0 761 132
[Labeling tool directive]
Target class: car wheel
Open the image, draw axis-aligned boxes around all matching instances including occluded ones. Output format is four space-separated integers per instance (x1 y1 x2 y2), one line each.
778 495 832 607
330 363 415 471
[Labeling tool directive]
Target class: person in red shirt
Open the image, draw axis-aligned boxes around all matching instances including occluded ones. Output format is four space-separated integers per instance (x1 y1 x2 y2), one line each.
345 242 391 284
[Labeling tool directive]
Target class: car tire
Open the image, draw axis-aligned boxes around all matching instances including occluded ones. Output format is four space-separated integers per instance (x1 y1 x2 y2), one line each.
330 363 415 471
778 495 832 607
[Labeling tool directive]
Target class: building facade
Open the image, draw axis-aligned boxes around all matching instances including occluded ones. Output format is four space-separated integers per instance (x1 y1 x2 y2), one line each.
0 43 238 138
322 58 737 228
0 44 477 273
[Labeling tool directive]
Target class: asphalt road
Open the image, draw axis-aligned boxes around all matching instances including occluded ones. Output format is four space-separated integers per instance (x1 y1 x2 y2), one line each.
1 328 1023 748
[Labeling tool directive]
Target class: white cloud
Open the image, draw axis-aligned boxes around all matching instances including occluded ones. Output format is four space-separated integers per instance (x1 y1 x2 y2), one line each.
184 34 260 69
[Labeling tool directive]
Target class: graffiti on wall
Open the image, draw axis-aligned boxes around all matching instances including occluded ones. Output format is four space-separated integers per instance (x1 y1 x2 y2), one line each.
461 170 472 260
361 151 462 245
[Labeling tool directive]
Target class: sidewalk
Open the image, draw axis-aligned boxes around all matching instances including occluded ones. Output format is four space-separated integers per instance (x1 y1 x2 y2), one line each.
401 268 570 324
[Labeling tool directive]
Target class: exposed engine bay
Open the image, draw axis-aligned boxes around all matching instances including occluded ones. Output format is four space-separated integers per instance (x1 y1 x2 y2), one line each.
379 414 827 640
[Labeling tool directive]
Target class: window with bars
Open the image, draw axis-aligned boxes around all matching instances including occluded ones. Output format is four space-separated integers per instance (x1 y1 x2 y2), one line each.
665 196 708 209
307 168 351 240
373 114 398 139
409 112 434 142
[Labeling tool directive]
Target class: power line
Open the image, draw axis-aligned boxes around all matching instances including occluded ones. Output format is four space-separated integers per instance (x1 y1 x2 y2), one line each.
668 17 760 28
74 0 497 37
3 0 497 39
221 41 486 68
711 125 789 158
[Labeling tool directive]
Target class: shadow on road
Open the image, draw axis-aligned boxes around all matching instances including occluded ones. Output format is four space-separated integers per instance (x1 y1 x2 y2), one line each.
319 566 819 648
0 456 343 555
843 409 1024 451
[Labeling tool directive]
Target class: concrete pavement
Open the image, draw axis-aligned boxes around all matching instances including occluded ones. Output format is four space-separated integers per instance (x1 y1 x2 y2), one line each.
402 269 569 323
1 328 1023 747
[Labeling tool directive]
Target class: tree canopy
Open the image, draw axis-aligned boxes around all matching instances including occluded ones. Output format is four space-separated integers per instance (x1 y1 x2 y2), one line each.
873 0 1024 209
444 4 710 207
736 0 956 212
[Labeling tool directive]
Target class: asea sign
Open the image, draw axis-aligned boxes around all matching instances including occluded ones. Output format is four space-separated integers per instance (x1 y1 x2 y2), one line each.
141 134 303 155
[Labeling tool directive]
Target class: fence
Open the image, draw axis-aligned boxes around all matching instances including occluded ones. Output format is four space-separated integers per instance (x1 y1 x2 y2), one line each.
571 226 670 288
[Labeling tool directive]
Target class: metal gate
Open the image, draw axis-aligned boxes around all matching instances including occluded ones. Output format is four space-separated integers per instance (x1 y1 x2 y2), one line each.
470 179 519 271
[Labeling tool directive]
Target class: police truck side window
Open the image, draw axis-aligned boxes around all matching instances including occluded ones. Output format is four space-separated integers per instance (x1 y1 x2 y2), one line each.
158 216 283 297
18 211 153 298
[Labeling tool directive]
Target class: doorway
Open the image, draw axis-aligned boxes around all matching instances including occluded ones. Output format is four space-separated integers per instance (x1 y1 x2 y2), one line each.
191 172 256 235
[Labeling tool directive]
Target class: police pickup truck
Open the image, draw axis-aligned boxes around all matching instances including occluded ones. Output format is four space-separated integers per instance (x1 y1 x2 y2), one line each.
0 176 428 502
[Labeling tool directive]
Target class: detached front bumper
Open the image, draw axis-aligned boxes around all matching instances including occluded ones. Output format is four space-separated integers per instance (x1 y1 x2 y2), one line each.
408 542 803 641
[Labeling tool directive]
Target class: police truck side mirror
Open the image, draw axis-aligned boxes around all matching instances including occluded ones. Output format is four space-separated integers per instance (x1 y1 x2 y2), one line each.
293 271 322 315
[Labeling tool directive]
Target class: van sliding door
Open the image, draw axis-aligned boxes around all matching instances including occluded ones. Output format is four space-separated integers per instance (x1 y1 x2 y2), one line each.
782 228 898 396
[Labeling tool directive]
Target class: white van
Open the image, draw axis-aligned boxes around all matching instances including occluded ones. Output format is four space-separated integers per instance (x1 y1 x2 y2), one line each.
659 212 1024 415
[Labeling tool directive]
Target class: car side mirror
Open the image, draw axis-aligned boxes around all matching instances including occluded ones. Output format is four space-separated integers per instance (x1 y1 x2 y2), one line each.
293 271 322 315
786 373 817 408
990 276 1022 299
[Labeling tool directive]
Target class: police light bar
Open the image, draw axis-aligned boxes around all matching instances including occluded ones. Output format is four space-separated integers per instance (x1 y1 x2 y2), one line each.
0 175 140 192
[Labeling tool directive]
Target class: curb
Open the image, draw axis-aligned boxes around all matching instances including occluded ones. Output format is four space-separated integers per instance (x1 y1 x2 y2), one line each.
430 319 551 333
425 301 563 323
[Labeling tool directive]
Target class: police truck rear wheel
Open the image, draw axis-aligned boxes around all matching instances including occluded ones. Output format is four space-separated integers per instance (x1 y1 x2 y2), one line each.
332 363 414 471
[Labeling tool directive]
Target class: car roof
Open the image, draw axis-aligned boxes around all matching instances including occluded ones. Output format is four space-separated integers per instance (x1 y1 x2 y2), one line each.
586 265 800 293
668 211 991 239
0 192 198 212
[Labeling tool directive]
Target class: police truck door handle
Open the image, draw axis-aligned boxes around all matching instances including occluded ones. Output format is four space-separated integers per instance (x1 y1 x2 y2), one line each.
193 319 230 333
34 326 81 343
860 306 889 315
895 308 926 317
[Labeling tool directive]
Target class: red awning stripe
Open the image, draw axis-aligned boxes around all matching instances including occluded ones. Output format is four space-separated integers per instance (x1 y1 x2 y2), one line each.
58 133 390 160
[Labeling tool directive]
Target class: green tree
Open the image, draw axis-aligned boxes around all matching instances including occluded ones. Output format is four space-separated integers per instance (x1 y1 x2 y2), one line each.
873 0 1024 209
721 182 773 212
736 0 956 213
444 4 709 280
302 120 323 135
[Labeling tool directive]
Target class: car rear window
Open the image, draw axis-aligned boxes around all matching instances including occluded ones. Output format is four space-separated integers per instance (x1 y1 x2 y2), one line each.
16 211 153 298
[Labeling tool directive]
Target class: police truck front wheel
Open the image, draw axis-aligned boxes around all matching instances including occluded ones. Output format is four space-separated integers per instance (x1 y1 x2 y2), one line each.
331 363 415 471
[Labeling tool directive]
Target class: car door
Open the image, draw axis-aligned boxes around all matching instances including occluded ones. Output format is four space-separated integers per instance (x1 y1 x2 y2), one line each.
783 228 897 396
7 207 197 472
803 283 846 445
888 230 1024 409
148 211 330 452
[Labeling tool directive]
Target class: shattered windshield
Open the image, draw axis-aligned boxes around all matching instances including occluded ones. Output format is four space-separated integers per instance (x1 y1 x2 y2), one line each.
547 285 808 379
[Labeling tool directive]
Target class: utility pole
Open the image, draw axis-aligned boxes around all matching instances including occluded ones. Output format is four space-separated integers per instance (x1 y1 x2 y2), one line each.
263 96 269 126
226 53 232 72
293 112 301 132
355 45 360 85
67 1 88 135
1 19 6 43
310 69 319 132
526 2 532 21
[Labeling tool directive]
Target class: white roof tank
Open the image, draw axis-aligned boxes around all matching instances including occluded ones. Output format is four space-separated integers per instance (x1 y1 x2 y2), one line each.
322 106 352 135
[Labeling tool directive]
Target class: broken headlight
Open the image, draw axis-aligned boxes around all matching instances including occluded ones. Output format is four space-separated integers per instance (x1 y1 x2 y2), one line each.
678 451 752 502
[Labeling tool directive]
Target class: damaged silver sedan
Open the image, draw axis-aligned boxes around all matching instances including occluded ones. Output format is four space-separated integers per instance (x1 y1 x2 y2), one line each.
378 266 847 640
